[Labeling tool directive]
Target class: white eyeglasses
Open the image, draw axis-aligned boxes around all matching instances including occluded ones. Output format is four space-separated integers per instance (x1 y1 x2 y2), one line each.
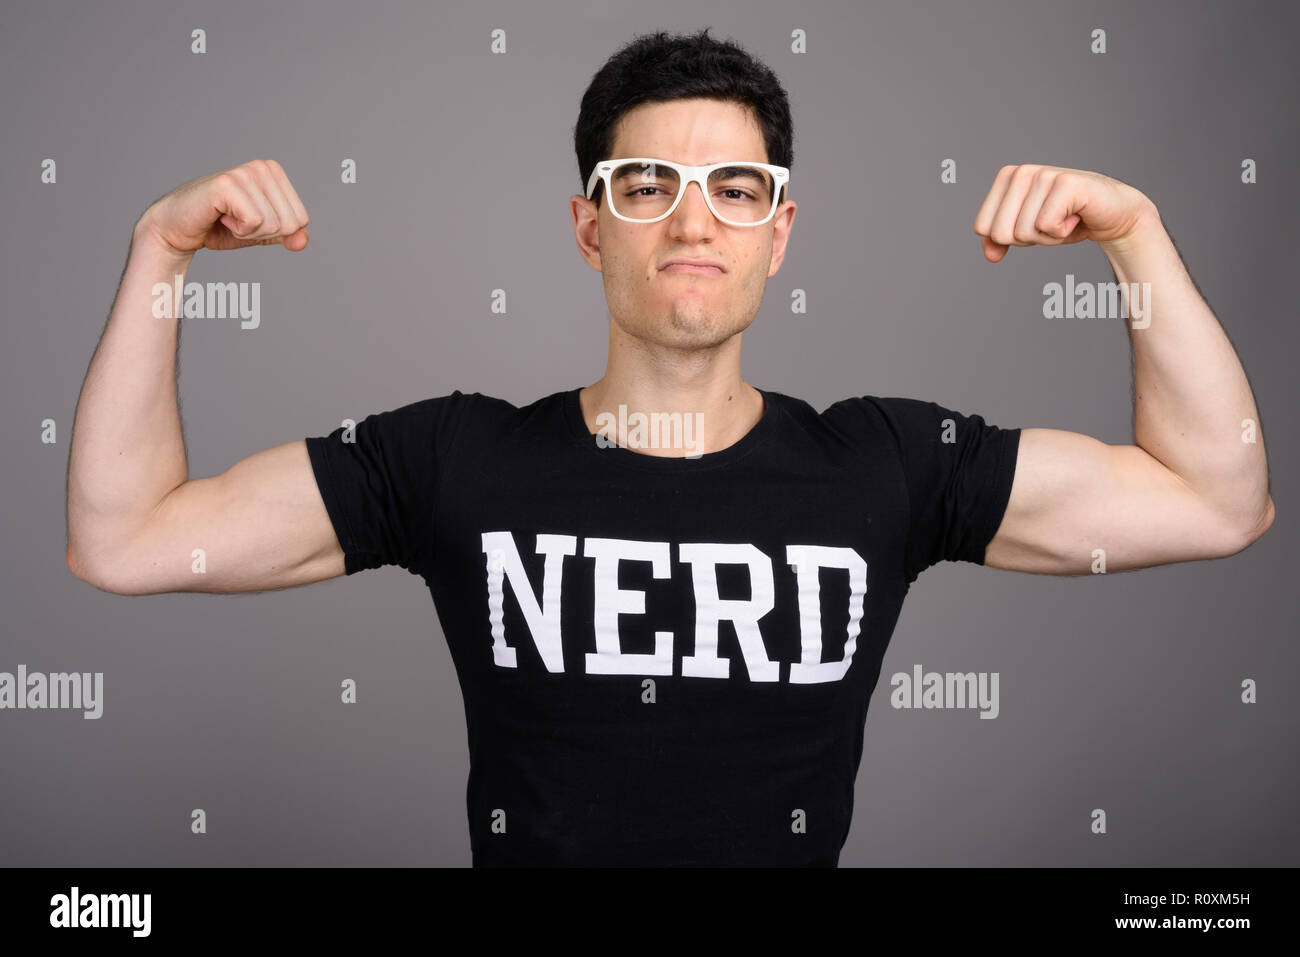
585 157 790 227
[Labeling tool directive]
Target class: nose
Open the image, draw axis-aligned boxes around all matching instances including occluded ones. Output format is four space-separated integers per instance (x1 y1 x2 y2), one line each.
668 179 717 234
678 179 709 213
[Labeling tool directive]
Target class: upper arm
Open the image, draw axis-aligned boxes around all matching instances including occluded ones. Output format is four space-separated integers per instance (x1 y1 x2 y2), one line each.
71 439 345 594
983 427 1268 575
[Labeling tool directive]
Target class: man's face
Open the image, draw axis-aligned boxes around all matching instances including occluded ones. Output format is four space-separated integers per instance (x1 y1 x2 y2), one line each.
571 98 797 352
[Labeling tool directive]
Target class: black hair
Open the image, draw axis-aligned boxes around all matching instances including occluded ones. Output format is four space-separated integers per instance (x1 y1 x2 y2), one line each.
574 27 794 207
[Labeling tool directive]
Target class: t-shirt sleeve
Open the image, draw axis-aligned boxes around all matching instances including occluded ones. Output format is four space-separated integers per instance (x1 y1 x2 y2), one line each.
304 391 472 576
854 396 1021 583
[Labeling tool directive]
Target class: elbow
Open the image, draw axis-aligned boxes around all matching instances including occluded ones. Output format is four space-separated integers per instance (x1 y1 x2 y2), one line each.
66 543 107 591
1222 495 1275 557
66 542 135 595
67 543 92 585
1248 494 1276 541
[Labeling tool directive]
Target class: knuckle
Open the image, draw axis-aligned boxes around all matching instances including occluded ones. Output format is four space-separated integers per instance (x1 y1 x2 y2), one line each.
241 160 270 183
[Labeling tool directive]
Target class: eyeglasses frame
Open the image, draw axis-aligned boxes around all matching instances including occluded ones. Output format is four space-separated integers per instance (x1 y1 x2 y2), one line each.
585 157 791 227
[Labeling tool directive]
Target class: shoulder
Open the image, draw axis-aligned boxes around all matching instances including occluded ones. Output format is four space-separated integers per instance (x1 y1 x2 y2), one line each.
752 390 913 468
821 395 1009 448
391 388 577 450
810 393 928 447
376 389 521 428
335 391 521 463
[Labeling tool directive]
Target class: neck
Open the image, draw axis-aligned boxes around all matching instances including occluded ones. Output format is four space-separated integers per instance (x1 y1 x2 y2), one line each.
578 329 764 458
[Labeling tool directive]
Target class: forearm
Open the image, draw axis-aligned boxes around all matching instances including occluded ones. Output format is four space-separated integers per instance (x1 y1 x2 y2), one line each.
1101 206 1273 533
67 224 196 565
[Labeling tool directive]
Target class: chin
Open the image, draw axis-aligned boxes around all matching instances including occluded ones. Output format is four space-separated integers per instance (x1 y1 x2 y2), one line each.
662 317 747 350
611 299 752 349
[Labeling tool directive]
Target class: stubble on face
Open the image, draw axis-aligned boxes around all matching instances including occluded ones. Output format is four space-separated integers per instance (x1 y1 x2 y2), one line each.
600 224 771 352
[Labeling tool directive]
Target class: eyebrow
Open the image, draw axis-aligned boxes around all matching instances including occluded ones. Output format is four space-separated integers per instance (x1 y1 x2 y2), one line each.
613 164 665 181
611 163 769 183
712 166 768 183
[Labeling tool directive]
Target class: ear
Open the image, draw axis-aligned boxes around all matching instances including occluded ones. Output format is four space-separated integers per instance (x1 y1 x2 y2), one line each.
571 194 603 272
767 199 797 277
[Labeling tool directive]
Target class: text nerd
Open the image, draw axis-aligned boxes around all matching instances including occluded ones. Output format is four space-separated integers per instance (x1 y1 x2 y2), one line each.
481 532 868 684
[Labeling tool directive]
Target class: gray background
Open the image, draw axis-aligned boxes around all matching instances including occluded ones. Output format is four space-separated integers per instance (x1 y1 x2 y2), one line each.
1 0 1295 866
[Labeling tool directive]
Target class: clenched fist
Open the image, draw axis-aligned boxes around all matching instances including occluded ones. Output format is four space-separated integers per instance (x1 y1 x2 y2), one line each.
973 164 1157 263
134 158 310 258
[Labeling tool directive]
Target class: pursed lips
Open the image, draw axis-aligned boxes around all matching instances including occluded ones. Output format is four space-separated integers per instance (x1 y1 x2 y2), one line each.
660 258 726 276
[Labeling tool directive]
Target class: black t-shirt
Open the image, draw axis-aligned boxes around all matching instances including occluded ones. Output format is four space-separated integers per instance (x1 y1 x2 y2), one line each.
304 387 1020 866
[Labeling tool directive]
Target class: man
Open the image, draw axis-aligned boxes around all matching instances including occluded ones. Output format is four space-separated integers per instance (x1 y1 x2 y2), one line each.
65 29 1274 866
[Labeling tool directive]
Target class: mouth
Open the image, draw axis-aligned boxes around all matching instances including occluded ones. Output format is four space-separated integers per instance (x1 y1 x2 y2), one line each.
660 260 726 276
